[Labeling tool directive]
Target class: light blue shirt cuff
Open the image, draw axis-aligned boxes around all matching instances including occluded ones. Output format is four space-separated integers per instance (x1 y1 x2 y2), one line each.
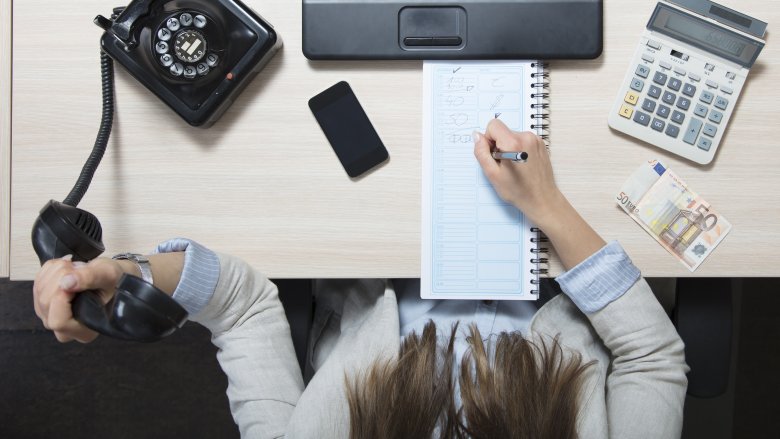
153 238 220 317
556 241 641 314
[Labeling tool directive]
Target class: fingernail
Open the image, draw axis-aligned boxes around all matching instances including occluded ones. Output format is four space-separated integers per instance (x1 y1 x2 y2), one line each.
72 261 87 269
60 274 77 290
472 131 481 144
61 254 73 261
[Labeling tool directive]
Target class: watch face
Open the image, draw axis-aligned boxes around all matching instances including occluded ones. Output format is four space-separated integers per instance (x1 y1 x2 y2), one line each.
174 30 207 63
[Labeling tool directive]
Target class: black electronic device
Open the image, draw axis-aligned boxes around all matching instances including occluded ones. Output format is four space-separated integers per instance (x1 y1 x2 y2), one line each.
302 0 603 60
309 82 390 178
32 52 187 342
31 47 187 342
96 0 281 127
32 199 188 342
30 0 282 342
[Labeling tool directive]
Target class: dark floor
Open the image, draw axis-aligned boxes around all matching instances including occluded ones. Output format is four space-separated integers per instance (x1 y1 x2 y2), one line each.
0 279 238 439
1 278 778 438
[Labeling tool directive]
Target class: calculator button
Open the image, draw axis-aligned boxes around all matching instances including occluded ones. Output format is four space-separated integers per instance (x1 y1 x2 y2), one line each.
159 54 174 67
726 72 736 80
721 86 734 95
170 63 184 76
657 105 671 119
648 85 662 99
708 109 723 124
633 111 651 126
647 39 662 50
665 124 680 138
703 124 718 137
196 62 210 76
166 17 181 32
682 84 696 97
651 118 665 132
624 91 639 105
683 119 703 145
158 28 172 41
672 110 685 125
659 61 672 70
714 96 729 110
700 91 715 104
662 91 676 105
619 104 634 119
705 63 715 72
688 73 701 82
642 53 655 63
179 13 193 27
630 78 645 92
694 104 708 118
674 67 686 76
676 97 691 111
668 78 682 91
635 65 650 78
642 98 657 112
698 137 713 151
653 72 668 86
705 79 719 89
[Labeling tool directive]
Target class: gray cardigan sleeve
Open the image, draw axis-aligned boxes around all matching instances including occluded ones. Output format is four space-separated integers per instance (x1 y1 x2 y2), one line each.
189 253 305 439
555 242 688 438
586 278 689 439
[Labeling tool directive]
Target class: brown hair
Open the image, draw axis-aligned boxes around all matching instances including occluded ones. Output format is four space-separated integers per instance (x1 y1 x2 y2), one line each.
346 321 593 439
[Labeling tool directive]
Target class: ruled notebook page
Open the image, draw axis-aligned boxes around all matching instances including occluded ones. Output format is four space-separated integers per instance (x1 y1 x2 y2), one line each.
422 61 539 300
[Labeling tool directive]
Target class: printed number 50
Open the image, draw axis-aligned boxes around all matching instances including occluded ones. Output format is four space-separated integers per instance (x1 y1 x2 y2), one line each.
696 204 718 231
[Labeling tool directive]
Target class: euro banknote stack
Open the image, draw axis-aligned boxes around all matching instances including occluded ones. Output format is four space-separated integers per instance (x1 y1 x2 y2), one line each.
617 160 731 271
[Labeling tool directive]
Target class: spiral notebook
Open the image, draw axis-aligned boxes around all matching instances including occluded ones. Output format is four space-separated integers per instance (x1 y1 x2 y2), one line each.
421 60 549 300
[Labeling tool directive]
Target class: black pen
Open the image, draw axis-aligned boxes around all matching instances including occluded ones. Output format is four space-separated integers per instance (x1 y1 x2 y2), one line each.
491 151 529 162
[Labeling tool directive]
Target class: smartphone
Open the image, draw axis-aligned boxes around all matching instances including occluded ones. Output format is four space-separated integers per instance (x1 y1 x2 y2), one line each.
309 81 389 178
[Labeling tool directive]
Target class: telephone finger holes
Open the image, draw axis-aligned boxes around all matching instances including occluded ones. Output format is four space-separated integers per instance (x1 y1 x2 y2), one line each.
160 54 174 67
154 11 216 80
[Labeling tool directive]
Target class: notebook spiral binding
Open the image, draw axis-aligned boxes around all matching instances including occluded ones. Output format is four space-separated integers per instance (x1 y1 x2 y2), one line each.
530 62 550 147
529 227 550 293
529 62 551 295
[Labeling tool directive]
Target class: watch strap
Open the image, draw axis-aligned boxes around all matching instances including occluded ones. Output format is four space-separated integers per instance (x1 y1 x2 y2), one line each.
112 252 154 285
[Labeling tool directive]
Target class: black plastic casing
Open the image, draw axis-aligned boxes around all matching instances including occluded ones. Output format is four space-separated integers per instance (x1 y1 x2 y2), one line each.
100 0 281 127
303 0 603 60
309 82 389 178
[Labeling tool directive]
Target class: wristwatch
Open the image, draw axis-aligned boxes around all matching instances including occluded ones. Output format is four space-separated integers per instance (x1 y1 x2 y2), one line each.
112 253 154 285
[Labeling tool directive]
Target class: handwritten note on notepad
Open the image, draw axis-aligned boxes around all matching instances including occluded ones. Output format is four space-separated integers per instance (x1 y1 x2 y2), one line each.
421 61 540 300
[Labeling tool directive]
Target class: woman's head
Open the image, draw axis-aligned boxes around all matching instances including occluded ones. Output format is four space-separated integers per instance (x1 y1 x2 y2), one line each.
346 321 592 439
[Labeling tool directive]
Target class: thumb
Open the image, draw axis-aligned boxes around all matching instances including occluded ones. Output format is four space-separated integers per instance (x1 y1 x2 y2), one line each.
59 259 120 296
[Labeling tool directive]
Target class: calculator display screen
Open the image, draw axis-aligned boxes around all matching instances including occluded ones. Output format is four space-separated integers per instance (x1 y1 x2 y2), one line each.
649 3 763 68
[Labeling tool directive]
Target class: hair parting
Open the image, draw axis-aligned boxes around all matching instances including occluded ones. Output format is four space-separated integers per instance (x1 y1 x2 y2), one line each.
347 321 593 439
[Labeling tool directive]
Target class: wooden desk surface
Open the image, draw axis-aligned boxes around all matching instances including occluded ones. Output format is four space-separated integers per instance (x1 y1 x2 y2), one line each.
8 0 780 280
1 0 11 278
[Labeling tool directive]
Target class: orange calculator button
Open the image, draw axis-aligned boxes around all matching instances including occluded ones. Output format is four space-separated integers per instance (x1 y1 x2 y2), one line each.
624 91 639 105
619 103 634 119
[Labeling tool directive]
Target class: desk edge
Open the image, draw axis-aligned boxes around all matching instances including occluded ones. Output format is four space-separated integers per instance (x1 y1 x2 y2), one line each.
1 0 11 277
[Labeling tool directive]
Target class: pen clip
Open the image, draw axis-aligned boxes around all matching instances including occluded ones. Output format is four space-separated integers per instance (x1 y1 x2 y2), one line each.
491 151 528 162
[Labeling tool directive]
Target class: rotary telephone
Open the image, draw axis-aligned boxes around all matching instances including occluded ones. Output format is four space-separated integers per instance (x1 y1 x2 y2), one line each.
31 0 280 342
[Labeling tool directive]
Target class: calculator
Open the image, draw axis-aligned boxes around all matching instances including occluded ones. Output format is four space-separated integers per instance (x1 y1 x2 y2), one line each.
608 0 766 164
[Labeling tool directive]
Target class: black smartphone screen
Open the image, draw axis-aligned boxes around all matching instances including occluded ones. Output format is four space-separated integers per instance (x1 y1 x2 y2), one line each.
309 82 389 177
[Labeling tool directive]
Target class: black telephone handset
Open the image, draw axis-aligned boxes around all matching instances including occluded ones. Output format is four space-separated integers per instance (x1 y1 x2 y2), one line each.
32 199 188 342
31 0 280 342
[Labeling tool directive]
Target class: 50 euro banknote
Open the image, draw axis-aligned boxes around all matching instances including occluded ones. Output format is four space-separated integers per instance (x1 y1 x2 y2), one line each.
617 160 731 271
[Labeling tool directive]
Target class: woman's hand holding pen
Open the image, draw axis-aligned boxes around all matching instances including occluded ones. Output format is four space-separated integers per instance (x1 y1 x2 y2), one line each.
474 118 606 270
473 119 565 228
